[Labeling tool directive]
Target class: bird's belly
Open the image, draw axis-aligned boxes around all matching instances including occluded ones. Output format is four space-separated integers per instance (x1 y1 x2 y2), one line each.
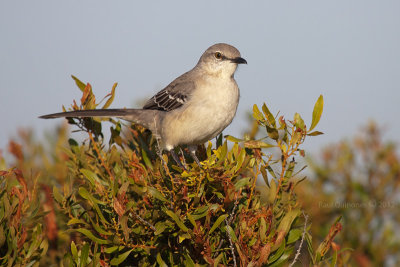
162 85 239 148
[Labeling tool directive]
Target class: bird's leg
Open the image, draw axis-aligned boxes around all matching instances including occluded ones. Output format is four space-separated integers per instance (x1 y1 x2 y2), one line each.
157 151 169 169
154 136 169 168
188 145 201 167
179 147 187 167
170 149 187 170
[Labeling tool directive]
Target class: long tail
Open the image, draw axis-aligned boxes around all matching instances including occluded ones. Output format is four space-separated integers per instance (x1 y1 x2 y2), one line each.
39 109 162 132
40 109 141 119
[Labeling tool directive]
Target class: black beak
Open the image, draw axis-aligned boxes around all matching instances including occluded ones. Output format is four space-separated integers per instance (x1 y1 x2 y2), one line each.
231 57 247 64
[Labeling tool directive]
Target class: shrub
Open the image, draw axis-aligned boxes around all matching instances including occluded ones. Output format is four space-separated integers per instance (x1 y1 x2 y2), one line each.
0 77 340 266
300 122 400 266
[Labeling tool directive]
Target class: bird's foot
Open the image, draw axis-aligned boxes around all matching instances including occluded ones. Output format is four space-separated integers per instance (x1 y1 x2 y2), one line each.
170 149 187 171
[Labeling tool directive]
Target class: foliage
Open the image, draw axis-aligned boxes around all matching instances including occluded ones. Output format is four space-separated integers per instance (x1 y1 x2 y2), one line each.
0 126 70 266
300 122 400 266
0 168 48 267
0 76 341 266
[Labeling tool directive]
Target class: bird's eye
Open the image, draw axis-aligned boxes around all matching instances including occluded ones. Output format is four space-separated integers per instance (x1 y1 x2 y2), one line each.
214 52 222 59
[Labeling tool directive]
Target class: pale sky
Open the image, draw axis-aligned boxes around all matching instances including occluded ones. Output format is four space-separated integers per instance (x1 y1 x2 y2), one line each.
1 1 399 155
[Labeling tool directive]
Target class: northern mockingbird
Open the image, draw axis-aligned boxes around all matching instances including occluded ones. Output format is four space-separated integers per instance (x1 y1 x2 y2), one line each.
40 43 247 169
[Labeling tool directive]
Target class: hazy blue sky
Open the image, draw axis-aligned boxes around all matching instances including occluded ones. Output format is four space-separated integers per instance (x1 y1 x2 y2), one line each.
1 1 399 155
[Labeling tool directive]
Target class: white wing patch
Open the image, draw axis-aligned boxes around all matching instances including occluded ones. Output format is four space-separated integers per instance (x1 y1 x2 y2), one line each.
143 89 187 111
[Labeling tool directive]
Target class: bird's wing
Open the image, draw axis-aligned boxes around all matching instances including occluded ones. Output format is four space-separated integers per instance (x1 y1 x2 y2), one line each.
143 72 196 111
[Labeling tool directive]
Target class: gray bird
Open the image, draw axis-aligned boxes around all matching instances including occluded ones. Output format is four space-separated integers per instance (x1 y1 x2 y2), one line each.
40 43 247 169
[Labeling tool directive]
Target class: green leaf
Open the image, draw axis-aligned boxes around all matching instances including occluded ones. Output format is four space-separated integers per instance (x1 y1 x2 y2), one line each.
253 104 265 122
259 217 267 242
141 148 153 170
307 131 324 136
76 229 110 244
277 209 301 234
71 241 78 261
178 233 191 243
294 113 305 130
39 239 49 258
315 251 322 263
292 131 302 145
165 210 189 232
310 94 324 131
215 141 228 165
92 221 112 236
52 186 63 204
268 179 277 204
206 140 213 158
184 251 195 267
234 148 246 172
244 140 275 149
214 253 224 266
224 135 243 143
268 245 293 267
260 167 269 187
191 206 209 220
71 75 86 92
266 165 277 179
266 125 279 140
80 169 99 187
306 233 315 263
147 187 168 202
78 187 108 224
26 227 41 258
234 177 251 190
330 248 338 267
216 133 224 147
262 103 276 127
156 252 168 267
226 225 238 242
78 187 105 205
287 228 303 244
154 222 167 235
110 249 133 266
67 218 87 226
102 83 117 109
80 243 90 267
268 239 286 263
187 214 197 229
284 160 295 178
68 138 80 154
209 214 228 235
104 246 120 254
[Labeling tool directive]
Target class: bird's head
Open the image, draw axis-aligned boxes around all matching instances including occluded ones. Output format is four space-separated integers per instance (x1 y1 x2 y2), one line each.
197 43 247 77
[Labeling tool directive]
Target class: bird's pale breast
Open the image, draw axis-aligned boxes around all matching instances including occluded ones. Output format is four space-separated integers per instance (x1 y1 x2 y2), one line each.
162 76 239 149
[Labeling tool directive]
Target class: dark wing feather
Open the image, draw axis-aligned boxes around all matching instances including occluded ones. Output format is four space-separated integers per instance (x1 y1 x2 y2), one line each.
143 73 195 111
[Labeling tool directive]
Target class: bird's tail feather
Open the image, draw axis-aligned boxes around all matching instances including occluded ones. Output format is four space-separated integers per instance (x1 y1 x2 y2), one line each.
39 109 161 132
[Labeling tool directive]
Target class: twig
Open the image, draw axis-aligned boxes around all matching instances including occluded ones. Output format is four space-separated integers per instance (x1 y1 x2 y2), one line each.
213 194 238 258
228 194 239 224
289 211 308 267
152 118 176 209
129 211 156 232
88 132 114 181
225 217 237 267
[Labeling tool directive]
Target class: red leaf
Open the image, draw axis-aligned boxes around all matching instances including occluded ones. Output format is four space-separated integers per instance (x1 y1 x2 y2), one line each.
81 83 92 105
8 140 23 161
113 198 125 217
42 184 58 243
257 244 271 265
13 169 28 200
17 227 27 250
